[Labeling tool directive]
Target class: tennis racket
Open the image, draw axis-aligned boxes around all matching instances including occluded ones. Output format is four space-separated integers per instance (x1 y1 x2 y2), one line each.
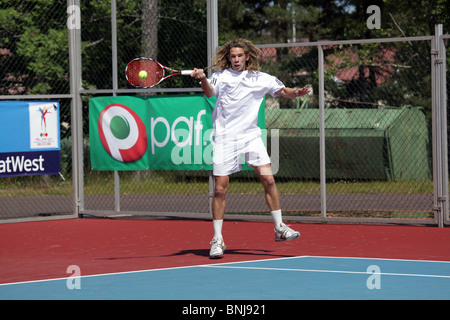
125 57 208 88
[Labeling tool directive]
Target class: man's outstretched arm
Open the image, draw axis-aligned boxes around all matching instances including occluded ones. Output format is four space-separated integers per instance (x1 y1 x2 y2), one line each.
276 87 310 99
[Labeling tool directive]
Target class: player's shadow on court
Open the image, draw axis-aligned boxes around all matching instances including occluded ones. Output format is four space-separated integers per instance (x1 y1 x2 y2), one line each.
164 248 294 259
94 249 291 261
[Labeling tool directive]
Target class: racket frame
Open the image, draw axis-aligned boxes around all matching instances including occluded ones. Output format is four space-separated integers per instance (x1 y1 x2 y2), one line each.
125 57 194 88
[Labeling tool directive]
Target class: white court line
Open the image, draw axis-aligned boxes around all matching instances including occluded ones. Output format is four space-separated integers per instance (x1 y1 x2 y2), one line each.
303 255 450 264
1 255 449 287
201 264 450 279
202 255 450 268
0 255 308 287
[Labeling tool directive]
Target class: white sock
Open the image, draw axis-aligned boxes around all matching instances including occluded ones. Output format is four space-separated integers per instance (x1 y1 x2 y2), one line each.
213 219 223 240
271 209 283 228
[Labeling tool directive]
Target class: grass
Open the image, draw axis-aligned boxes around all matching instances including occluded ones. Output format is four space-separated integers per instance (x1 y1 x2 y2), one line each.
0 171 434 197
227 179 433 195
226 209 434 220
0 172 435 221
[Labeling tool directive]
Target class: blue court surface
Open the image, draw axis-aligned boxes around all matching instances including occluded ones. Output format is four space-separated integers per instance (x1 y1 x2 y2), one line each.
1 256 449 300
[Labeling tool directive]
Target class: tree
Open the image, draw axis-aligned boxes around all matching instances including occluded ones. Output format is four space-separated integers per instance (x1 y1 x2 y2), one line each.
0 0 69 94
141 0 158 58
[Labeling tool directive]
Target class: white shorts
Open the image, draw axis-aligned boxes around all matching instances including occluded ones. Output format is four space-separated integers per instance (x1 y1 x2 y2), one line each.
213 136 271 176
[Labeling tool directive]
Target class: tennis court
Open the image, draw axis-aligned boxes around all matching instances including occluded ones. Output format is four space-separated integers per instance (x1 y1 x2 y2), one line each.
2 256 449 300
1 218 449 302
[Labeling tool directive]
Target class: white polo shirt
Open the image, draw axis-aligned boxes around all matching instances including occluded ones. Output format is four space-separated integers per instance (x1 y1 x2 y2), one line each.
208 68 285 143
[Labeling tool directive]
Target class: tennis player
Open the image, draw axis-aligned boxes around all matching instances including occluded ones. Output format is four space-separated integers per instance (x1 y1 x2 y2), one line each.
191 38 309 258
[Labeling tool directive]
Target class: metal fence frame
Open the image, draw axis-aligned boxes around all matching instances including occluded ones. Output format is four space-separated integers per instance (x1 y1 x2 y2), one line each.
441 32 450 226
80 30 449 226
256 34 443 226
0 1 448 227
257 28 450 228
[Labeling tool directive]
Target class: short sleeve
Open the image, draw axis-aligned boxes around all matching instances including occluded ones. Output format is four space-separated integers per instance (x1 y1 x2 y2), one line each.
208 72 221 92
268 76 285 97
199 71 221 95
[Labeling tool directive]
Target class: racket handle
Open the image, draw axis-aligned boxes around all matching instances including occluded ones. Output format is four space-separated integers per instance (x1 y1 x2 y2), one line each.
181 70 194 76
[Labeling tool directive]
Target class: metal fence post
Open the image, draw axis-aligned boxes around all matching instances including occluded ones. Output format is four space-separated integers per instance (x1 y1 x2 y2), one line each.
436 24 448 227
431 24 447 227
111 0 121 212
206 0 218 78
318 44 327 218
442 34 450 226
207 0 218 216
67 0 84 216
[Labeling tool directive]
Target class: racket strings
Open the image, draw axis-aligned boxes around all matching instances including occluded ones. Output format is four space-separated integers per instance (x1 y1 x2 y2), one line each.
126 60 164 87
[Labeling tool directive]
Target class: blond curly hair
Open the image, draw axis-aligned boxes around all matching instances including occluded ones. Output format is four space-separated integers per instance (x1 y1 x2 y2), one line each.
212 38 261 73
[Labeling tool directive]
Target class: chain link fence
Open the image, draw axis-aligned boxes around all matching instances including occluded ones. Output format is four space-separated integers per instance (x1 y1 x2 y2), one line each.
321 40 433 220
224 39 435 222
0 0 73 221
84 36 438 224
0 1 71 96
81 0 206 91
0 98 74 220
0 1 448 225
82 0 210 215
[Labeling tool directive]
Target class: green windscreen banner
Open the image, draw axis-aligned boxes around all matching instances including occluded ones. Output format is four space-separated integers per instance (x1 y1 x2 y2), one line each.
89 95 265 171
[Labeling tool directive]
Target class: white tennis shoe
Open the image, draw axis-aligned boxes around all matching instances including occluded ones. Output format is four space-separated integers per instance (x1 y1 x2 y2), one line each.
275 223 301 242
210 237 226 258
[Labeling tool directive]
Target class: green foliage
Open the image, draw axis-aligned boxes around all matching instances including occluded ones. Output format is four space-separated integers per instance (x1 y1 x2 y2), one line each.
0 0 447 111
17 27 68 94
1 0 69 94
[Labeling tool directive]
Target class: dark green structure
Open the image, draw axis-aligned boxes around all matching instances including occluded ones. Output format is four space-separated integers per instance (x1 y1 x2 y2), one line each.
266 107 431 181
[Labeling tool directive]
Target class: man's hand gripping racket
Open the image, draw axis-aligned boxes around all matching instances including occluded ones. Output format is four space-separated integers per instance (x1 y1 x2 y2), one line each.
125 57 210 88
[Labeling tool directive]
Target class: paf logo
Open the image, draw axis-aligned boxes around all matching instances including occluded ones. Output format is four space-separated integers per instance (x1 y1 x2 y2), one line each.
98 104 147 162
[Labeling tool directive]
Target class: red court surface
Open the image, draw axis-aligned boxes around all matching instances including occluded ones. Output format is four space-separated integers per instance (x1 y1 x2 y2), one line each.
1 218 449 284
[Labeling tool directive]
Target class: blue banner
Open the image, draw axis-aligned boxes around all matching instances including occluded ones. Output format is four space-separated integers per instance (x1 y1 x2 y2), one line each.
0 101 61 177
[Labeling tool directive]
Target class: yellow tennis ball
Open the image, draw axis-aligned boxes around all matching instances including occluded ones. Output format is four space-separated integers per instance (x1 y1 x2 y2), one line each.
139 70 147 79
